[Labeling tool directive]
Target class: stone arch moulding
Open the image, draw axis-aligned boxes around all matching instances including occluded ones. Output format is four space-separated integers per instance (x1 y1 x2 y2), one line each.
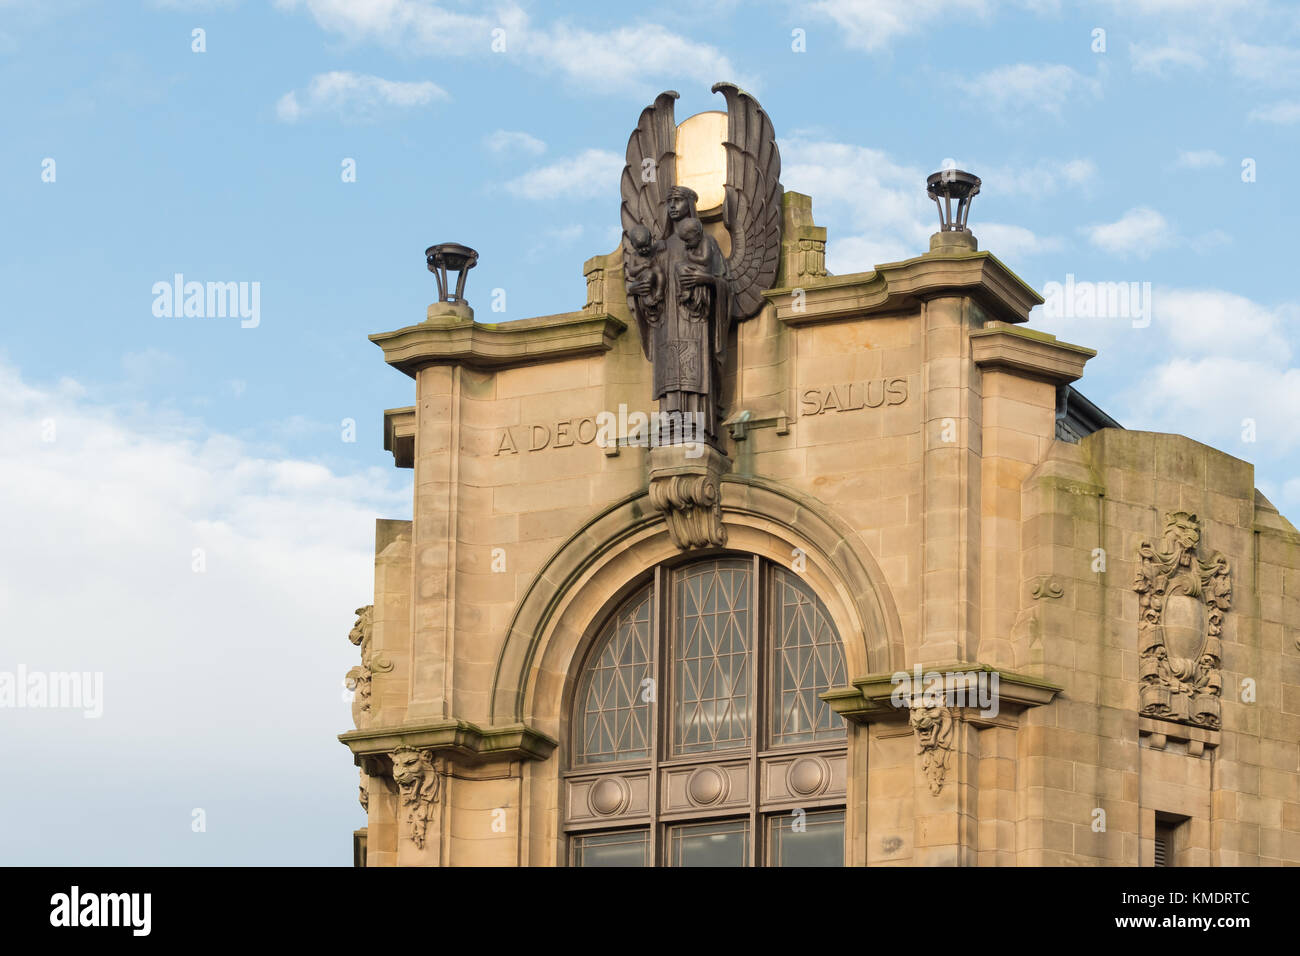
489 474 906 729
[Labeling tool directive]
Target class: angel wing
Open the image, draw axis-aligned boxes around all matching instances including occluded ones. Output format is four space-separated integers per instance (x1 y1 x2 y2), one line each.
620 91 679 241
712 82 783 320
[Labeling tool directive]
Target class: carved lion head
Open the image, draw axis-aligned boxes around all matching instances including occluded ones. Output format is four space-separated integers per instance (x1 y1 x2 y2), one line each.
348 606 374 647
1163 512 1201 555
390 747 435 797
909 701 953 752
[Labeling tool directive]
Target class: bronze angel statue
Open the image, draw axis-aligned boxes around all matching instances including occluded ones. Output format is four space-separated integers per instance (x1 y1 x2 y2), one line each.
620 83 783 448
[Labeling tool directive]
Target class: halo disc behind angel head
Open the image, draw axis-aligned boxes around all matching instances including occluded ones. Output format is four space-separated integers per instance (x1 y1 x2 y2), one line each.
674 111 728 215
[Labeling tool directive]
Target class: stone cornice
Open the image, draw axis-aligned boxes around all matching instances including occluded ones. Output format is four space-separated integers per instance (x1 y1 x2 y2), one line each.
370 310 627 379
970 322 1096 385
339 719 558 766
765 249 1044 327
823 662 1063 725
382 406 415 469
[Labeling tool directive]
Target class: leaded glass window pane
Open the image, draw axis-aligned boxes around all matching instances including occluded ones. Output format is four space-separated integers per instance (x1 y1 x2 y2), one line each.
673 558 753 755
668 819 749 867
567 556 850 867
768 809 845 867
770 568 847 745
572 829 649 867
575 586 653 765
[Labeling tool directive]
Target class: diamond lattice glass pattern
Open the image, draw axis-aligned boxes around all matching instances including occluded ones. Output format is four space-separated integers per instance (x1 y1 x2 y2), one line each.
575 586 653 765
770 567 847 745
673 558 753 755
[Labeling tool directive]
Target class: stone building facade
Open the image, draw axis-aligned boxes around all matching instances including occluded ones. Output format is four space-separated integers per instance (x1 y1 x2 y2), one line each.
338 107 1300 867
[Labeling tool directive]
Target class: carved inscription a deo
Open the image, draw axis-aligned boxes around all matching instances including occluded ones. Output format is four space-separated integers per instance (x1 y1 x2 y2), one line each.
495 416 601 456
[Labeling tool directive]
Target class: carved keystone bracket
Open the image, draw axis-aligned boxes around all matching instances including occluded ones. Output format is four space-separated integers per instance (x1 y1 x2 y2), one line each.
823 663 1063 798
647 444 731 550
1133 512 1231 731
909 701 954 796
390 747 439 850
341 721 557 850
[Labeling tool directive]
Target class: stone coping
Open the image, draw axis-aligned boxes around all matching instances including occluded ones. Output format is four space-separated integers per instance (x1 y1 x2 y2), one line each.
370 310 626 378
970 322 1096 385
339 719 558 765
822 661 1063 724
765 248 1043 327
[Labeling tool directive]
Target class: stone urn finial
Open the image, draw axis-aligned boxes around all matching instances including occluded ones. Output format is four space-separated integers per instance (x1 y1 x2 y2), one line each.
926 168 981 253
425 242 478 321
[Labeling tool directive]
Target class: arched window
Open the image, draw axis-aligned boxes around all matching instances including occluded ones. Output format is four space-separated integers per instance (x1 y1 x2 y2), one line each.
566 555 849 866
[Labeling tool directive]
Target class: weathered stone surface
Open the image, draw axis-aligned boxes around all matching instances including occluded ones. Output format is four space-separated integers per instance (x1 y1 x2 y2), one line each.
341 91 1300 868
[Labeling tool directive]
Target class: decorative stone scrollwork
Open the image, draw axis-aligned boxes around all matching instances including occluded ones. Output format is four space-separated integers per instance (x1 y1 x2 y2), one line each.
649 472 725 549
1134 512 1231 730
344 605 393 729
909 701 954 796
390 747 440 850
647 444 729 550
1031 576 1064 600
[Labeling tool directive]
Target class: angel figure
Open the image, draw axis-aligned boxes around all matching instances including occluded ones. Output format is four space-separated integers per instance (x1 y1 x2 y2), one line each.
619 83 784 448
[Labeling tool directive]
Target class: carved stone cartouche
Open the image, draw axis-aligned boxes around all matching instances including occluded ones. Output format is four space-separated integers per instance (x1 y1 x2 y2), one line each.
1133 512 1230 730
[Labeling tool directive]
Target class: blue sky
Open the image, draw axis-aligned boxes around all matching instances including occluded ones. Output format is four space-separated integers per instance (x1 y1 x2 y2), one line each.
1 0 1298 864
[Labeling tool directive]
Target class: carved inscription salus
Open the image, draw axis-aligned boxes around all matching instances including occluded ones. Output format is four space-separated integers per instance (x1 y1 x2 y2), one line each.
800 377 908 416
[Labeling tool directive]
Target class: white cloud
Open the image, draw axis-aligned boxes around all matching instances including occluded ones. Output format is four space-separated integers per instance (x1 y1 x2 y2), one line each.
1174 149 1224 169
781 137 932 273
503 149 623 200
1129 39 1206 75
1248 100 1300 124
1123 356 1300 452
976 158 1097 196
276 71 447 123
485 129 546 155
978 223 1063 259
0 359 407 862
779 137 1067 270
1229 41 1300 86
805 0 994 53
273 0 498 54
1152 288 1295 361
1031 278 1300 458
1104 0 1249 10
276 0 750 93
531 23 751 92
963 63 1101 117
1085 207 1171 257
